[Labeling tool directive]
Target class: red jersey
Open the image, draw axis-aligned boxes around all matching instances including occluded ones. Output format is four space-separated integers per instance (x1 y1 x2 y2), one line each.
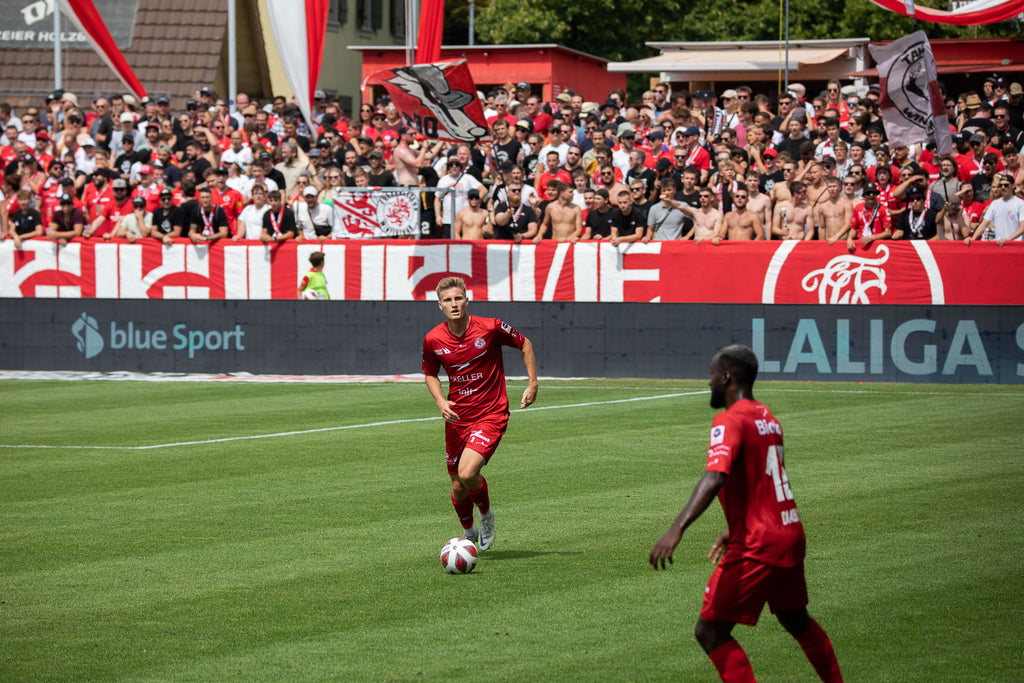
134 182 165 213
82 183 114 223
421 315 527 423
706 399 806 567
38 177 64 225
850 202 891 238
94 197 134 237
212 186 244 233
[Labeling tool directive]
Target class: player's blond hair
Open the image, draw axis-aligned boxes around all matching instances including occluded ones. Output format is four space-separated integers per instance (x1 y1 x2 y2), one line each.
435 276 466 298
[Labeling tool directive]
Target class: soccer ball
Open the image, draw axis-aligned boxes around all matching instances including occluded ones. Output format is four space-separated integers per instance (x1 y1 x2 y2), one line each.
440 537 478 574
301 289 322 300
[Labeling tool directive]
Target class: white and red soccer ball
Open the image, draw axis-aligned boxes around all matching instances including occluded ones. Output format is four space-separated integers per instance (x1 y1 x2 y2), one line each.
440 537 478 574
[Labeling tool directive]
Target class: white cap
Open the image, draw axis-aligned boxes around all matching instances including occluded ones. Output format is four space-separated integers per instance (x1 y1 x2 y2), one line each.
120 112 135 123
81 137 96 146
303 185 318 197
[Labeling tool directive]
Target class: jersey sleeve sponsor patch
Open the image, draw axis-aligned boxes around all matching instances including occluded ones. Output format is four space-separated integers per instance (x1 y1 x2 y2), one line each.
709 424 725 447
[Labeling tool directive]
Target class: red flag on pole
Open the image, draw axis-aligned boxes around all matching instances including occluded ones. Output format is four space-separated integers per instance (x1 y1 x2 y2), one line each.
364 59 490 143
265 0 330 134
58 0 147 100
416 0 445 64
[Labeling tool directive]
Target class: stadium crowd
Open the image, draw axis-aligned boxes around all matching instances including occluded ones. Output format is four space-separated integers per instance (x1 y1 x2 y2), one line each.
2 72 1024 249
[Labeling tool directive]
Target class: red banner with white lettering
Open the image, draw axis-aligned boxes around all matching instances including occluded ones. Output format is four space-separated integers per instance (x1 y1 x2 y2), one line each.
2 240 1022 304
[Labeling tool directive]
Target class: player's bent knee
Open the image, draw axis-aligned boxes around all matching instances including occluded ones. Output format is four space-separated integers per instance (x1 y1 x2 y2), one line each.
776 608 813 637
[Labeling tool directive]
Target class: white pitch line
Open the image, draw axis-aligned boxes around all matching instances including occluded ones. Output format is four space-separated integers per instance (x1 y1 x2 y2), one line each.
0 391 708 451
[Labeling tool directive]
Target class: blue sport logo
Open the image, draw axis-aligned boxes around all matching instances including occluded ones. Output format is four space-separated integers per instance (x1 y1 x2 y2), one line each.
72 313 105 358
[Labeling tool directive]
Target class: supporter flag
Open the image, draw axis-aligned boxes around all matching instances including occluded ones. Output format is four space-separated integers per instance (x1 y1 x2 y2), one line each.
869 0 1024 25
331 188 420 238
265 0 330 134
57 0 147 100
869 32 952 155
364 59 490 143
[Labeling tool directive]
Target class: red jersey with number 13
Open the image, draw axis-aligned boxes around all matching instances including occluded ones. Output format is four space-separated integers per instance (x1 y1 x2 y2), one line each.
705 398 806 567
421 315 526 422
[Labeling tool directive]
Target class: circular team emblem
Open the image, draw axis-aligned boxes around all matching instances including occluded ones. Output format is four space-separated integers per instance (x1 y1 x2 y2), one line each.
762 242 945 305
376 193 418 236
882 39 935 134
474 338 486 349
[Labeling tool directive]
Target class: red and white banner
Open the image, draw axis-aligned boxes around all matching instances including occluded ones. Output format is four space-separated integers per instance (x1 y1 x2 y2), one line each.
265 0 330 133
869 0 1024 25
58 0 147 100
870 32 953 156
364 59 490 143
3 240 1022 304
331 189 420 238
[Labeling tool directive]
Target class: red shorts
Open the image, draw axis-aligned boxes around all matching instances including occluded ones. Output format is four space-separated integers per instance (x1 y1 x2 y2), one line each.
444 413 509 474
700 554 808 626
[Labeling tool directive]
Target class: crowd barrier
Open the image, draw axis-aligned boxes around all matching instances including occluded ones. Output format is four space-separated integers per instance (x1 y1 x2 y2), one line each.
2 240 1022 304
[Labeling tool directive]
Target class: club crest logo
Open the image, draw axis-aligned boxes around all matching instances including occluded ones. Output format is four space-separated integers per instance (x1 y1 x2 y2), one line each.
474 338 486 349
801 245 890 304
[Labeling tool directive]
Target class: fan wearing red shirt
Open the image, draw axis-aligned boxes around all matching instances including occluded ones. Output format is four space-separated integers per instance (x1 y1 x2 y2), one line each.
210 167 244 234
84 178 133 238
422 276 538 553
81 171 114 224
650 345 843 683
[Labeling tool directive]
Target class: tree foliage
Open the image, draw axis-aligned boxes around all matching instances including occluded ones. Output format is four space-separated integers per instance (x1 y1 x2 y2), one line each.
470 0 1022 63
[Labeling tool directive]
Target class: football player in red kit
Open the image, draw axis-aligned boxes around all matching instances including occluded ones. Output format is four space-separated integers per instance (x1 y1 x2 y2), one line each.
422 276 538 551
649 344 843 683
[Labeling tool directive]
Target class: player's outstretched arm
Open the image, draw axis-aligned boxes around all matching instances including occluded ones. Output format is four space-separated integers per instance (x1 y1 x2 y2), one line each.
649 471 727 569
519 338 538 409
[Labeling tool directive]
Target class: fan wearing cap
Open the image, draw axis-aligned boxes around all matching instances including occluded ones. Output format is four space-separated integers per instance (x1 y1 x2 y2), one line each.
892 186 938 241
435 155 484 238
452 188 490 240
293 185 333 242
846 182 891 251
45 192 86 245
210 166 244 234
85 177 134 238
149 188 181 244
965 174 1024 245
109 111 144 153
675 126 712 185
366 150 396 187
104 195 151 244
6 189 43 248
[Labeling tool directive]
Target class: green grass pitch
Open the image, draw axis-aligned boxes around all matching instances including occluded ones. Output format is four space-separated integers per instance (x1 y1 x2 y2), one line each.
1 378 1022 681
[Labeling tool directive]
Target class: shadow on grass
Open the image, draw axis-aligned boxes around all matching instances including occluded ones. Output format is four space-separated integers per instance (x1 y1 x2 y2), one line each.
483 548 583 561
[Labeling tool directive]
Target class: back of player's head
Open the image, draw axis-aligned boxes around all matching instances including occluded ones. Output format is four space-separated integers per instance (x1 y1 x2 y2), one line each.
715 344 759 387
436 275 466 298
309 252 324 268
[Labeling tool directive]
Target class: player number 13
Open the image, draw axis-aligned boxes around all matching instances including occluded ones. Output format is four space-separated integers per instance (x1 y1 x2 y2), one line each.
765 445 794 503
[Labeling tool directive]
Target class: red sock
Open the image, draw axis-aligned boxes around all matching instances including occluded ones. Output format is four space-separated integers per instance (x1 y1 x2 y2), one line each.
467 477 490 514
708 640 755 683
796 620 843 683
451 489 475 529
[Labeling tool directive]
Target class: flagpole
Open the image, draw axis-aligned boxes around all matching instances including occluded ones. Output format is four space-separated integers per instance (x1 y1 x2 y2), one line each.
53 5 62 91
227 0 237 110
784 0 790 92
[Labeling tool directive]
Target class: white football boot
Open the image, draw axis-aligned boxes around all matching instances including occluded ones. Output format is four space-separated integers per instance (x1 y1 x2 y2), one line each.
478 509 495 551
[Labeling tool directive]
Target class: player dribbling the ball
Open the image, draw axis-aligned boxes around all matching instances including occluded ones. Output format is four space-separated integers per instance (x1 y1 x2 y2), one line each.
649 344 843 682
422 276 538 551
